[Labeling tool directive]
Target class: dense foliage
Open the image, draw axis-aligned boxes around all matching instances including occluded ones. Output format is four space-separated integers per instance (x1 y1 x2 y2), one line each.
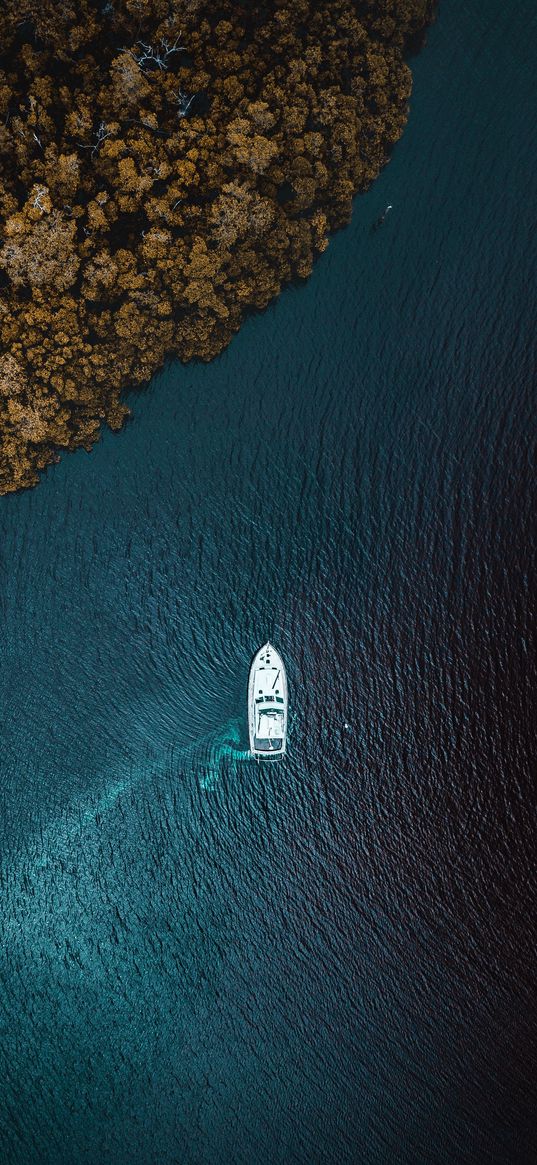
0 0 434 492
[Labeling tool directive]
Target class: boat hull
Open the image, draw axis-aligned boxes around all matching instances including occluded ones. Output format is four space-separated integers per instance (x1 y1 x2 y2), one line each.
248 642 288 758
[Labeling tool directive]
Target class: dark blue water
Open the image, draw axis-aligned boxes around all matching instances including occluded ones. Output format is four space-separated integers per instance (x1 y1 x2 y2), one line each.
1 3 537 1162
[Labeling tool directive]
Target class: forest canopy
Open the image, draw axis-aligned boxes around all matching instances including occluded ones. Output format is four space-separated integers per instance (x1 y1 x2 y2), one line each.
0 0 435 493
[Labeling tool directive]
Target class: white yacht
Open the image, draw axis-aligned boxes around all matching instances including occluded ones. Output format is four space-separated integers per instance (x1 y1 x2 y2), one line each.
248 642 288 758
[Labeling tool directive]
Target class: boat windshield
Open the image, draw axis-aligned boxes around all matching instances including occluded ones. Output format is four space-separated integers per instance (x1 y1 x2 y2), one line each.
258 710 283 725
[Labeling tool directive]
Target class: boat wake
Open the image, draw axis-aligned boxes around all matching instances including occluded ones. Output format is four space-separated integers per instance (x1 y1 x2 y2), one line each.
1 721 254 896
196 720 252 790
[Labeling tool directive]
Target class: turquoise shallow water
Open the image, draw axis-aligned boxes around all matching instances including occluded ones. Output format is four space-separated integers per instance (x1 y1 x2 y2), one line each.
1 3 537 1162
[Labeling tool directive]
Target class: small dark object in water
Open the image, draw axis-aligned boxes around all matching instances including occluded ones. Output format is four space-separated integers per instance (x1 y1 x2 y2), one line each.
371 204 393 231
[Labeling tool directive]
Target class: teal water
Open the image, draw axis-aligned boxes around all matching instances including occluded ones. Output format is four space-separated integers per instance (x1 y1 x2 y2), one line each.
1 3 537 1162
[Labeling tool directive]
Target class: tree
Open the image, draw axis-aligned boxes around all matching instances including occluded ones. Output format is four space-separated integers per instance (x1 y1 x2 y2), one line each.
0 199 80 291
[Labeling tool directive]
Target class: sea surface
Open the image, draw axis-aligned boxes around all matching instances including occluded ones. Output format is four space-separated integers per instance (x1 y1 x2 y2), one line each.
1 3 537 1162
